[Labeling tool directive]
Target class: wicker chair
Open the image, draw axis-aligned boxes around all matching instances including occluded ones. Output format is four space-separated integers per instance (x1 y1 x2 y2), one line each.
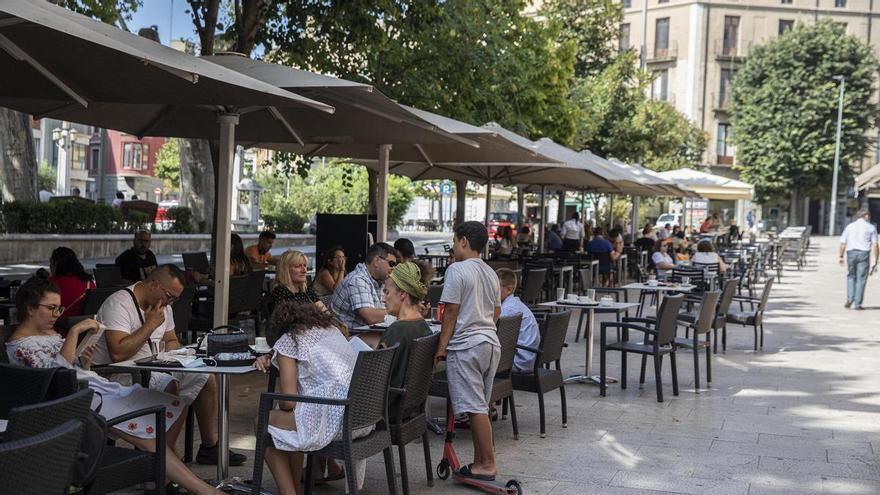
668 291 720 390
492 314 523 440
251 346 400 495
600 294 684 402
512 310 571 438
727 277 774 351
389 332 440 495
0 420 84 495
4 388 167 495
0 363 79 418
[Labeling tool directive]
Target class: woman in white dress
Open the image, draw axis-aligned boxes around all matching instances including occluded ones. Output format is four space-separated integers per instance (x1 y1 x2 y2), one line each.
258 300 361 495
5 275 221 495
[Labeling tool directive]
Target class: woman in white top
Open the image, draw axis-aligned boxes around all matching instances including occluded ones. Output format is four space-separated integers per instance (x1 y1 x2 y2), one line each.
692 240 727 274
257 300 366 495
651 240 676 277
6 275 221 495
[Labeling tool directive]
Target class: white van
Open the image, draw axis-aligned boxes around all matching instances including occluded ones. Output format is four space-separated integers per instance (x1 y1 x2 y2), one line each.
656 213 681 227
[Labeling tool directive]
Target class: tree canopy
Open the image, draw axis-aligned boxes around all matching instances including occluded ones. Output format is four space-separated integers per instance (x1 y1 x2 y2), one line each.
731 20 878 202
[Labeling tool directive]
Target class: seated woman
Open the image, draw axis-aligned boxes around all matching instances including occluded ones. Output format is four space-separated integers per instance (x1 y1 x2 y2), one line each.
47 246 96 335
651 240 677 278
675 239 691 263
259 301 366 495
378 262 432 395
692 240 728 274
515 226 532 246
312 247 347 297
191 233 253 285
6 275 220 495
272 250 325 309
493 226 515 259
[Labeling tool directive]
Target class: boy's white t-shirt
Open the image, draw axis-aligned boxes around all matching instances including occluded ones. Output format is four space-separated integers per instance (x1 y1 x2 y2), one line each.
440 258 501 351
90 284 175 365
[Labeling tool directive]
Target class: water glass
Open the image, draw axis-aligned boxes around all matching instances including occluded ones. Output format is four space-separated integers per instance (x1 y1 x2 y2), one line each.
8 285 18 302
556 288 566 301
585 289 596 302
430 307 440 322
681 276 691 286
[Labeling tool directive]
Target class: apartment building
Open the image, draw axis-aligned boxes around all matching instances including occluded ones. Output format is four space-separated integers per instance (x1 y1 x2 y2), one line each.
621 0 880 179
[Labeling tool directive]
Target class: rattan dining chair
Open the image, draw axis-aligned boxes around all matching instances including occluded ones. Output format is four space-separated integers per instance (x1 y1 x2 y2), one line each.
0 420 84 495
252 345 400 495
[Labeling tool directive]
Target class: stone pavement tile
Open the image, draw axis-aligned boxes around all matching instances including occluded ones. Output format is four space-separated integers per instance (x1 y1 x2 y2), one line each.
608 471 749 494
745 475 824 495
606 430 715 451
710 438 828 461
757 433 871 451
758 456 880 481
500 457 621 485
617 410 724 429
822 476 880 494
721 418 833 439
550 480 684 494
635 445 759 470
652 424 759 443
826 450 880 465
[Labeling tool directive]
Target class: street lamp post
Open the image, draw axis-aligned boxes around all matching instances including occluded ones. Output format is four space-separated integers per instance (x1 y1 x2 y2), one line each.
51 122 76 196
829 75 846 236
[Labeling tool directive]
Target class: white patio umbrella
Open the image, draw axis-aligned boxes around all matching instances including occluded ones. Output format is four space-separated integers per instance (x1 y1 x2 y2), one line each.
657 168 754 201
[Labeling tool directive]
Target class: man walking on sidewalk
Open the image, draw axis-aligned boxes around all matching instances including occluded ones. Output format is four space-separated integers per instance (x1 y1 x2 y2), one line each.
839 209 878 310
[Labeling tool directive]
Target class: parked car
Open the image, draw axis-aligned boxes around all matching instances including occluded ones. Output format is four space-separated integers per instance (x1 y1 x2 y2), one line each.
488 211 527 238
155 200 178 227
656 212 681 228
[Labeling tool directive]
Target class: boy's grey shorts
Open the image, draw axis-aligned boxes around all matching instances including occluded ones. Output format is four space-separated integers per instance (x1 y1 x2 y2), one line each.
446 342 501 415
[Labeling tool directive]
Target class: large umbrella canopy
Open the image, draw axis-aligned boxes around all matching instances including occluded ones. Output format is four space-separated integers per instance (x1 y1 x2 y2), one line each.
607 158 696 197
0 0 340 480
855 162 880 191
252 104 568 181
657 168 754 200
205 54 475 148
0 0 333 140
577 149 668 196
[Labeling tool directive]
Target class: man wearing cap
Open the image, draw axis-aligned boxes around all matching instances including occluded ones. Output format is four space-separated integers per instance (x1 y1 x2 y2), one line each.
839 209 879 310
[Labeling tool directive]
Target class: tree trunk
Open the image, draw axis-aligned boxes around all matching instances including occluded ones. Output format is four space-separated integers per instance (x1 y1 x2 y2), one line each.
0 107 37 203
178 138 215 232
455 180 467 225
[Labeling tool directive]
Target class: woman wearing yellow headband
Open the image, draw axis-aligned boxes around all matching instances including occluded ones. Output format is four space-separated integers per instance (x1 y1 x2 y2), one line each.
378 261 433 391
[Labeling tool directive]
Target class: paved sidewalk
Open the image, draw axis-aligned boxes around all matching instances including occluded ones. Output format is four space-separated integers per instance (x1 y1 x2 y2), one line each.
172 236 880 493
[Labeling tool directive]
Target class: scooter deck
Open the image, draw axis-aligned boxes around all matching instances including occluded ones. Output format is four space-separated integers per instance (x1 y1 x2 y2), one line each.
452 473 519 494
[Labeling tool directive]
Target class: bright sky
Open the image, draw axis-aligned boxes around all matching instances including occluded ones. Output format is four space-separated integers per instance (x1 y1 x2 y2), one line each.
129 0 195 45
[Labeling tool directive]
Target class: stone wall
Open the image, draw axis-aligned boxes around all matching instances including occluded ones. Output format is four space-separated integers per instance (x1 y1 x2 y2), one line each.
0 233 314 264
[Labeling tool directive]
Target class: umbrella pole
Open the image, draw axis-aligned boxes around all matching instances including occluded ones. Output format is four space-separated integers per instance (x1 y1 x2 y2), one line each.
211 112 238 484
631 195 640 240
609 194 614 228
484 177 492 257
377 144 391 242
538 186 546 253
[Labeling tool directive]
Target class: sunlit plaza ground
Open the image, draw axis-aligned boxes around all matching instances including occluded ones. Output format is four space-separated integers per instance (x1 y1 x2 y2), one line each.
156 236 880 495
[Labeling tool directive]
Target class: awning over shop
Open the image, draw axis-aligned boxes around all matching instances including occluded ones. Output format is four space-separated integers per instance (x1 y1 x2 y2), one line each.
855 163 880 191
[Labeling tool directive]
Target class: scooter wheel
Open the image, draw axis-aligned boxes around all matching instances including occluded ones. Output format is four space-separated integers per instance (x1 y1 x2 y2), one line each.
506 479 523 495
437 459 450 480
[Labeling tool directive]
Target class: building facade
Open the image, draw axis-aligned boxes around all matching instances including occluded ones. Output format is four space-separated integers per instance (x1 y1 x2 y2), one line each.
620 0 880 179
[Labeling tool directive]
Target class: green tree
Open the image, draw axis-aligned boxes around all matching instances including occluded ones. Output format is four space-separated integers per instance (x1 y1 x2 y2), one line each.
731 20 877 202
570 51 707 170
56 0 141 25
154 139 181 189
543 0 623 78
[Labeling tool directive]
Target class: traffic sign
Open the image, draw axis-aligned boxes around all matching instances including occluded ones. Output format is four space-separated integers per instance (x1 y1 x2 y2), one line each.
154 187 162 196
440 182 452 195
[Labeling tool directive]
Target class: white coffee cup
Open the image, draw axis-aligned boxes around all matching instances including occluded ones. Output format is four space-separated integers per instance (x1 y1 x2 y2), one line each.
647 279 659 287
578 295 589 304
599 296 614 307
556 288 566 301
255 337 268 350
567 294 579 302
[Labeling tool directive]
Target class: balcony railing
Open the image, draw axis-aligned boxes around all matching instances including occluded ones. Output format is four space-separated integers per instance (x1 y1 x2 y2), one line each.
712 92 733 111
648 41 678 63
714 39 752 60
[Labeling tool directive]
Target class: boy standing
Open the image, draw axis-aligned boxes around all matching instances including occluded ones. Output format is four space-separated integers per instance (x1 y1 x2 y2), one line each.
435 221 502 481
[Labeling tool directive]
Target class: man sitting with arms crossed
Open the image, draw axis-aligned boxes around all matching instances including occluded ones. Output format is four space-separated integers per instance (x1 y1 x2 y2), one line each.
496 268 540 373
330 242 397 329
435 221 502 481
90 264 246 466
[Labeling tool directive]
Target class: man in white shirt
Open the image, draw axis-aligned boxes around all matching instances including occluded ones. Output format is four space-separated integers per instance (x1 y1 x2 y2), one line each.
839 209 879 310
560 211 584 252
93 264 247 466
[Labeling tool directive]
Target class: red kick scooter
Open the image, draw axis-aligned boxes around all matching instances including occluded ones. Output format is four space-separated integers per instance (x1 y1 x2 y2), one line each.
435 392 522 494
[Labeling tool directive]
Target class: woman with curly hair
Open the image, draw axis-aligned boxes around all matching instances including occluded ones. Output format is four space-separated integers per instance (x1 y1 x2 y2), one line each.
258 301 369 494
